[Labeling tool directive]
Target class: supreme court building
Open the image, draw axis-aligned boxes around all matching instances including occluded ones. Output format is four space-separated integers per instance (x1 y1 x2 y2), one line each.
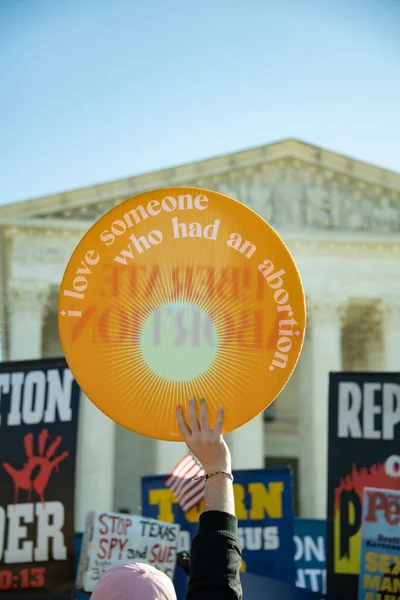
0 138 399 530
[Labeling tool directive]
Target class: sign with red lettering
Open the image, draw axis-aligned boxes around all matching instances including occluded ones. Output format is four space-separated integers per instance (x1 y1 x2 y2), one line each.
59 187 306 440
77 511 180 592
326 372 400 600
358 487 400 600
0 358 80 596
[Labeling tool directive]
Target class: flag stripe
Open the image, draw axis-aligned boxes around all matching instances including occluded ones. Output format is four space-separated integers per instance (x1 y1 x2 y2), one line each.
164 454 193 486
165 456 195 488
172 464 203 496
165 453 205 513
168 459 202 491
182 488 205 513
180 480 205 507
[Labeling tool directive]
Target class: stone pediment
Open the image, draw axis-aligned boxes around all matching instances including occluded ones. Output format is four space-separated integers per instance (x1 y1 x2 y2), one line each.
1 138 400 233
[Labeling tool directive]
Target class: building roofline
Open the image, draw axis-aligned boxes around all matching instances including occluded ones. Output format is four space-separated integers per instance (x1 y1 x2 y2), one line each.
0 137 399 219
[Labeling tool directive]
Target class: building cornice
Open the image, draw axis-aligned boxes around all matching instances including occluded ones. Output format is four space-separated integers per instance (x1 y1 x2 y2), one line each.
1 222 399 253
0 138 399 220
0 218 89 231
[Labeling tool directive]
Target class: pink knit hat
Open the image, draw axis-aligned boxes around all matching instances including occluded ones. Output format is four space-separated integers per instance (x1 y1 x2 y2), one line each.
90 563 177 600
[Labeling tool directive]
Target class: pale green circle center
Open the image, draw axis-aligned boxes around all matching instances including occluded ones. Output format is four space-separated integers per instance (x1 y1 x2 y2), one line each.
140 302 218 382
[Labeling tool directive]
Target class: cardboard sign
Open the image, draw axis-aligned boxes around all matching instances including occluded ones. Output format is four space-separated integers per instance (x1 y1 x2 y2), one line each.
358 487 400 600
59 187 306 440
0 358 80 597
142 467 296 600
76 511 180 593
326 372 400 600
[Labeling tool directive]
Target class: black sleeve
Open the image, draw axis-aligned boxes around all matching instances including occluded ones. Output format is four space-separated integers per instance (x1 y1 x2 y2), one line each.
186 510 242 600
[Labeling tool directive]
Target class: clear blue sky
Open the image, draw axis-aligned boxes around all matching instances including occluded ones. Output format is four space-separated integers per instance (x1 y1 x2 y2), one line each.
0 0 399 205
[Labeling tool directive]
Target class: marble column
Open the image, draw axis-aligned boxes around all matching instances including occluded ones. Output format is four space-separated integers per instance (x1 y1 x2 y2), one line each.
229 414 264 470
75 396 116 531
298 330 313 516
304 298 344 518
7 281 50 360
380 300 400 371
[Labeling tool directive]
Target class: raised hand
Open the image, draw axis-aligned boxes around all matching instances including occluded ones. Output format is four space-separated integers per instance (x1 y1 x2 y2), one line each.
2 429 68 505
176 396 231 474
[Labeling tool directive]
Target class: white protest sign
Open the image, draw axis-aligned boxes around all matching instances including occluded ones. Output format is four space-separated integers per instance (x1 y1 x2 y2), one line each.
76 511 180 592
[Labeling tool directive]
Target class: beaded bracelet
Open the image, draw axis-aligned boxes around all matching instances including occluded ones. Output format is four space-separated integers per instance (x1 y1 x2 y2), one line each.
193 470 234 483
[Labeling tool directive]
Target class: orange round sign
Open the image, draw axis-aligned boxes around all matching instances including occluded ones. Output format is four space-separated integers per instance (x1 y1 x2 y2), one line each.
58 188 306 440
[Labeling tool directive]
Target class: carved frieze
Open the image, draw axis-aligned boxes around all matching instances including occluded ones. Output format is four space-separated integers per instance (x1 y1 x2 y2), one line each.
195 161 400 233
29 158 400 233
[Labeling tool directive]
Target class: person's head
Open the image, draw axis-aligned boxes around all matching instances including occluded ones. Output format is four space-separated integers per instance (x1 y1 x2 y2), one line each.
91 563 177 600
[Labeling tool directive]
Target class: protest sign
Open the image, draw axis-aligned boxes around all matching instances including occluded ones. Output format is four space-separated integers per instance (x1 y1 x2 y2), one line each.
75 533 89 600
142 467 295 600
358 487 400 600
327 372 400 600
294 518 326 593
76 511 180 592
59 187 306 440
0 358 80 597
241 572 333 600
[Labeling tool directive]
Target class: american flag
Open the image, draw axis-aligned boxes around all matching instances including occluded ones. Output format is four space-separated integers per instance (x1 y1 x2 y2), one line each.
165 453 205 513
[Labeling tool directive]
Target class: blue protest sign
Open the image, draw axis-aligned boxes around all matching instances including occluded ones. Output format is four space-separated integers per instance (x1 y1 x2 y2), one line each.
241 572 332 600
141 467 295 600
294 518 327 594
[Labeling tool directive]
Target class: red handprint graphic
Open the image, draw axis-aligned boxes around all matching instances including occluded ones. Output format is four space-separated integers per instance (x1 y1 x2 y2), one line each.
2 429 68 506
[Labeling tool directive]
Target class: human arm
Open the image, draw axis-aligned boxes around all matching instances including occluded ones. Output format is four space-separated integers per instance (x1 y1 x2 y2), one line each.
177 397 242 600
177 396 234 514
